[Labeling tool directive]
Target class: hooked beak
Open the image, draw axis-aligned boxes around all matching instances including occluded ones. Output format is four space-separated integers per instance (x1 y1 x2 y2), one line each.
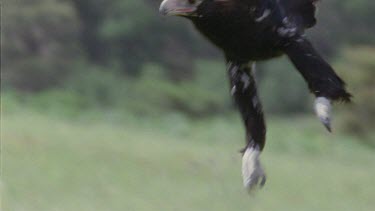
159 0 197 17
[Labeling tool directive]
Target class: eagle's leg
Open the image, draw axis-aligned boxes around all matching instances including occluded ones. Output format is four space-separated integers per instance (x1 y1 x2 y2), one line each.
283 37 352 131
227 61 266 191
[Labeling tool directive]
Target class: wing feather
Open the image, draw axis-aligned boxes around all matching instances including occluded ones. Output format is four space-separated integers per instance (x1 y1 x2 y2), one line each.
280 0 319 28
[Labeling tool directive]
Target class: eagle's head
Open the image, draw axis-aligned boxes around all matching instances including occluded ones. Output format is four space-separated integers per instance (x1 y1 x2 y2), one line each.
159 0 237 18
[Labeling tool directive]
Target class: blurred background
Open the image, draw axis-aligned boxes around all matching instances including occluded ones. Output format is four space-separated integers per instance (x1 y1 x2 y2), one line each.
2 0 375 210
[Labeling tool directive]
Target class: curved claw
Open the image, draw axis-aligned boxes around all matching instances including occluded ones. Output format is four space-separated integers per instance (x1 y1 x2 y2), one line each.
322 118 332 133
314 97 332 132
242 147 266 192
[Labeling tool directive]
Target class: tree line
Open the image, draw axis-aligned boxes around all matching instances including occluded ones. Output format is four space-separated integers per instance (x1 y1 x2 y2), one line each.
2 0 375 141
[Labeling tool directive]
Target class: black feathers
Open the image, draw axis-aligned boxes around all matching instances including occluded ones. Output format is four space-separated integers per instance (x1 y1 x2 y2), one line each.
189 0 351 102
160 0 352 190
161 0 351 148
283 38 352 102
280 0 318 28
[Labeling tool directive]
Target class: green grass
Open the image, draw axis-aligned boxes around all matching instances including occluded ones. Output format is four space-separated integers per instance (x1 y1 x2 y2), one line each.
2 109 375 211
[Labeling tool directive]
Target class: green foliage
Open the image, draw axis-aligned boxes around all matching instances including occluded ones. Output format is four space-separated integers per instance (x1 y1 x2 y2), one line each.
2 0 375 119
334 47 375 145
66 63 129 109
4 0 375 90
70 60 230 116
258 58 311 114
2 0 80 91
340 0 375 18
5 60 230 117
99 0 155 39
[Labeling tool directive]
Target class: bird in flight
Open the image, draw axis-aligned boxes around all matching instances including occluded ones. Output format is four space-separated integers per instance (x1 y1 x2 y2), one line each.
159 0 351 192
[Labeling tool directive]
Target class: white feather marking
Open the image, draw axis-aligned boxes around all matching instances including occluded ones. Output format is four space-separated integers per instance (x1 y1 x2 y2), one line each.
277 27 297 37
315 97 331 123
315 97 331 120
159 0 168 12
255 9 271 22
241 73 250 90
230 65 238 77
250 7 257 13
282 17 289 24
242 147 265 191
231 85 237 96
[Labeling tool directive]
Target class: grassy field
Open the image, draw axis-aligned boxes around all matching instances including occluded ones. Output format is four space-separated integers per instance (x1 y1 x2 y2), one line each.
2 108 375 211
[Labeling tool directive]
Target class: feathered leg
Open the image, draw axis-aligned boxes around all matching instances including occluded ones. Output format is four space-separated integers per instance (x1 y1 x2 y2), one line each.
227 61 266 191
283 37 352 131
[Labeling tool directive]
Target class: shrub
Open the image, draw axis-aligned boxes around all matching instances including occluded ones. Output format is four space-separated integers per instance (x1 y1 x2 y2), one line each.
335 46 375 146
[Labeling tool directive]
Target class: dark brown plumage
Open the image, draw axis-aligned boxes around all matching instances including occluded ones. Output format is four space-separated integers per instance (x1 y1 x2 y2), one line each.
160 0 351 191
